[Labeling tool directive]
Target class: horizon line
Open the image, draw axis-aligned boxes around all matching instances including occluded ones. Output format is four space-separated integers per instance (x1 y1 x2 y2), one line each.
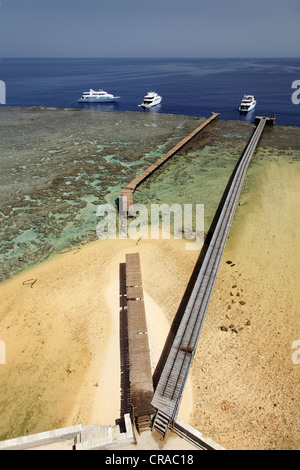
1 56 299 60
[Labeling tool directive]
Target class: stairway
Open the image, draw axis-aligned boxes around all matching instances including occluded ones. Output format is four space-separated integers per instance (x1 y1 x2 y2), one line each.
152 410 171 438
136 415 152 434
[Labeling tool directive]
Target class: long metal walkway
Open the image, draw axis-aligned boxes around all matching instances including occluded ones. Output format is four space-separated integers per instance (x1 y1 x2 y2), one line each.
151 116 276 437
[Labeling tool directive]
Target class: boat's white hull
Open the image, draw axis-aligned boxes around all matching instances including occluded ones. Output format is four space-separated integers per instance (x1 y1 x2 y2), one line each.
239 101 256 112
78 96 120 103
239 95 256 112
139 97 162 108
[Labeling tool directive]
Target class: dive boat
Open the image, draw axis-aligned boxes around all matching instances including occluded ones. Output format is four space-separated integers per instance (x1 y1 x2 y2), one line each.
138 91 162 108
78 89 120 103
239 95 256 112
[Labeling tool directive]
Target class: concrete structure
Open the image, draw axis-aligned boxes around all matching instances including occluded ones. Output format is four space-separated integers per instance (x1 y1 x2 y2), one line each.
0 415 226 450
0 414 135 451
172 419 225 450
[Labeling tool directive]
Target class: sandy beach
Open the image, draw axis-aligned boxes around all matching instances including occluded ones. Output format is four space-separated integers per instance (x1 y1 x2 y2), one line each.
190 157 300 450
0 136 299 450
0 233 197 443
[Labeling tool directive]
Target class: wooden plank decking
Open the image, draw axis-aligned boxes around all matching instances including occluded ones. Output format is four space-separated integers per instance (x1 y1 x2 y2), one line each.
125 253 155 425
120 112 220 214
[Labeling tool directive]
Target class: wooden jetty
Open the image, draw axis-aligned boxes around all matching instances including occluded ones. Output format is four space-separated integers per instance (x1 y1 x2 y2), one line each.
151 116 276 437
120 112 220 214
125 253 156 432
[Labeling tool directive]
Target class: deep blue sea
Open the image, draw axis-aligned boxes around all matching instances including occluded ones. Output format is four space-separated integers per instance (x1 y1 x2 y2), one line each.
0 58 299 126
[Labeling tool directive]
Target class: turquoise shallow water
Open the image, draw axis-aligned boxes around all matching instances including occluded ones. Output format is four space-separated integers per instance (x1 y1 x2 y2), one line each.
0 107 299 282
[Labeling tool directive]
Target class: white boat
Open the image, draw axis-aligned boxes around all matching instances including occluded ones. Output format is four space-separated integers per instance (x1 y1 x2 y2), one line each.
78 89 120 103
239 94 256 112
138 91 162 108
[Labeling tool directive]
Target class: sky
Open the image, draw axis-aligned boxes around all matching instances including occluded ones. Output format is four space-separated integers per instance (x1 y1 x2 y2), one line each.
0 0 299 58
